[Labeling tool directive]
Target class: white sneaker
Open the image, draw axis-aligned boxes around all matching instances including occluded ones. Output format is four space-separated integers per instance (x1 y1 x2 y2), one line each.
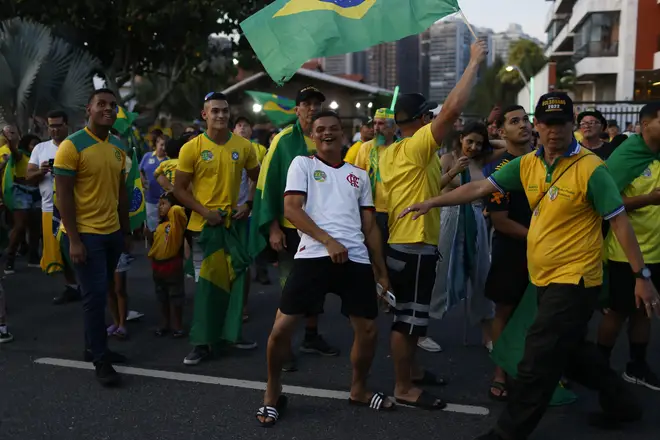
417 337 442 353
126 310 144 321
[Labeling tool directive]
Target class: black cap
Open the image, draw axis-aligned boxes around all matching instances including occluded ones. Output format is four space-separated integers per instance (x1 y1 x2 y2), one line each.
576 109 606 127
394 93 437 124
534 92 574 124
296 86 325 105
204 91 227 102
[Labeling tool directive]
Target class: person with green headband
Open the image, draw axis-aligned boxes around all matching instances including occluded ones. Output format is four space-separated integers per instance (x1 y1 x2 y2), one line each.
350 108 396 247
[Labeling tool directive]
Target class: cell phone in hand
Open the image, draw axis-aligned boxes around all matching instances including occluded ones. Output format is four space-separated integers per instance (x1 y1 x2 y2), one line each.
48 159 54 167
376 283 396 308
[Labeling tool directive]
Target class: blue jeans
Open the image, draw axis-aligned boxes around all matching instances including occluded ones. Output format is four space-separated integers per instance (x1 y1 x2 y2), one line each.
62 231 123 362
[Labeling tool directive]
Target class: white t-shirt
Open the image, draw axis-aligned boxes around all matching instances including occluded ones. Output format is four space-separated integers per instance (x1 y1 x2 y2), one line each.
284 155 374 264
28 140 59 212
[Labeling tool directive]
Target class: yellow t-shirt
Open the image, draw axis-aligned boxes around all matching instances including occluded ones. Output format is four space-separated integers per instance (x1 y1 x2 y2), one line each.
53 127 127 234
148 205 188 261
607 160 660 263
344 141 362 164
489 145 624 287
252 142 267 164
13 154 30 179
354 139 388 213
0 144 10 161
154 158 179 186
257 125 316 229
177 133 259 232
380 125 442 245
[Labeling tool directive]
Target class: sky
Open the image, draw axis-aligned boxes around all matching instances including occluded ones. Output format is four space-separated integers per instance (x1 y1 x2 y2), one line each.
456 0 549 40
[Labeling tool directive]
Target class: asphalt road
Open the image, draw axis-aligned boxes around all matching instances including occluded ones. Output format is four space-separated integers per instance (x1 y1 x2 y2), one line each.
1 247 659 440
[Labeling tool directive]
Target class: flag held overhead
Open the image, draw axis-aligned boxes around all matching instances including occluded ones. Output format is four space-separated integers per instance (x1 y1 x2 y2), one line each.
241 0 461 84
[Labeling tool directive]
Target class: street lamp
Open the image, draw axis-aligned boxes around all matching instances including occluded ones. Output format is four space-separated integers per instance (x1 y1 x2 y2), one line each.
506 65 534 115
252 103 262 113
355 102 361 109
367 102 373 108
329 101 339 110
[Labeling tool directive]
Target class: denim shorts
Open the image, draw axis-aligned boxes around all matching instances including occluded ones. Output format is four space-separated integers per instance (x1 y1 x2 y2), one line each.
13 184 40 210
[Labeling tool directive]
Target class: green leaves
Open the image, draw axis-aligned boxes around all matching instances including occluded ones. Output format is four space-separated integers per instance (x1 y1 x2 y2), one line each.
498 39 547 86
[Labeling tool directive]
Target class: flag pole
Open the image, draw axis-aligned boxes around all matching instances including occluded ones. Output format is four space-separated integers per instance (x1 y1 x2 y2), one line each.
457 9 479 41
389 85 400 111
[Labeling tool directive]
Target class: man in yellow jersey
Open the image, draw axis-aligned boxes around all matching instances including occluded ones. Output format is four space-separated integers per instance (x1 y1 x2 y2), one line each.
26 110 81 304
379 41 487 410
174 92 260 366
250 86 339 371
54 88 131 387
597 103 660 392
344 120 374 163
351 108 396 245
402 92 660 439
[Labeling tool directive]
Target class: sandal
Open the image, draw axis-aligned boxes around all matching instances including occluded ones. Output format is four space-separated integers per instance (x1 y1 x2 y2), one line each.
348 392 396 411
155 328 170 337
256 395 288 427
172 330 186 339
488 381 508 402
395 390 446 410
412 370 448 387
106 324 118 336
113 326 128 340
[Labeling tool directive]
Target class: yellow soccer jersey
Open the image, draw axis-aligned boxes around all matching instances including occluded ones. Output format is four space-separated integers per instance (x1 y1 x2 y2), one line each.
154 158 178 186
148 205 187 261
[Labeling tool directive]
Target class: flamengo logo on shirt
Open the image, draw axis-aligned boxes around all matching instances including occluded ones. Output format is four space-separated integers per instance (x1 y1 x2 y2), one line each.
346 173 359 188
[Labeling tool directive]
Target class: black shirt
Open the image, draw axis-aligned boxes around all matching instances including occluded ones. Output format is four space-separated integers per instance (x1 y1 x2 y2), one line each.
582 141 615 160
485 151 532 259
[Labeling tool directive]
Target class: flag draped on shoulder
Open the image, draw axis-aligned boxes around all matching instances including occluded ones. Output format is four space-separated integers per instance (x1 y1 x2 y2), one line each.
190 215 251 345
126 148 146 231
240 0 460 83
606 134 660 191
249 121 309 258
491 285 578 406
246 91 297 127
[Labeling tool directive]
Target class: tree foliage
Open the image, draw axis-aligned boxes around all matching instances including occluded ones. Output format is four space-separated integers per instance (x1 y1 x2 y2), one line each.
0 18 100 134
498 39 547 86
467 57 519 117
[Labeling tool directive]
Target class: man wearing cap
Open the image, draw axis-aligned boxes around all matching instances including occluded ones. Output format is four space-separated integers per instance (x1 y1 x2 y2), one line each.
378 40 487 410
344 120 374 164
250 86 339 369
174 92 260 366
607 119 620 141
349 108 396 245
401 91 660 439
577 109 615 160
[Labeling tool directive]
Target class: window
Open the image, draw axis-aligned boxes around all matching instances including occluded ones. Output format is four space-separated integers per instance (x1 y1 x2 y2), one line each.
574 12 620 61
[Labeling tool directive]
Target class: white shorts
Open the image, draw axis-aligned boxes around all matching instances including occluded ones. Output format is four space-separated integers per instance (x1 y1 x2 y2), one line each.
146 202 159 232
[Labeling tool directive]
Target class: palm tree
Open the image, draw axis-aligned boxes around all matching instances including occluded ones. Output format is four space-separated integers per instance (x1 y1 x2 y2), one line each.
0 18 101 135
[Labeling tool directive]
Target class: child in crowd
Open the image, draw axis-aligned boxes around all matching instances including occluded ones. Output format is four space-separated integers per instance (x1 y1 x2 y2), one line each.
0 281 13 343
148 192 187 337
154 137 183 192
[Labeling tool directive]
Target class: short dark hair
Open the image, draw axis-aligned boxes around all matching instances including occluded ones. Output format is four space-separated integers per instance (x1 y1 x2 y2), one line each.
639 103 660 123
18 134 41 151
311 110 341 125
47 110 68 124
496 105 526 129
233 116 252 128
159 191 181 208
607 119 619 128
204 92 227 102
88 88 116 104
165 138 184 159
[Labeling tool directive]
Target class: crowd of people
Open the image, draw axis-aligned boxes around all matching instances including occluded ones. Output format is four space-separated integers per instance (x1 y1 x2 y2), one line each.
1 39 660 439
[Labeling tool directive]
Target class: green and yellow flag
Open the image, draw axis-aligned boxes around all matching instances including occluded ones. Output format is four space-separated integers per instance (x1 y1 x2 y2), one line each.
491 285 578 406
113 106 138 136
126 148 146 231
246 90 297 127
240 0 460 83
190 215 251 345
1 149 29 212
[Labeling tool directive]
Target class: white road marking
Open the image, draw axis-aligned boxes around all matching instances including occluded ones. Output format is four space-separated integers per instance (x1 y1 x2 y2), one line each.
34 357 489 416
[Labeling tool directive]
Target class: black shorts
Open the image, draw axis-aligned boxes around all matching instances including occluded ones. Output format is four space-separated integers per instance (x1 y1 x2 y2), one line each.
386 247 439 337
607 261 660 314
279 257 379 319
485 250 529 306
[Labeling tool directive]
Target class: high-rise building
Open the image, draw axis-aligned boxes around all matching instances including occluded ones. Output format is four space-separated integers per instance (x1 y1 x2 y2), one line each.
367 42 398 90
544 0 660 101
428 18 472 103
489 23 543 65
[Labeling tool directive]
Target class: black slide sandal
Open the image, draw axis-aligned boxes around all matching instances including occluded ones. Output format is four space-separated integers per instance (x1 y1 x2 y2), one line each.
488 381 508 402
348 392 396 411
412 371 448 387
256 395 288 427
396 390 447 410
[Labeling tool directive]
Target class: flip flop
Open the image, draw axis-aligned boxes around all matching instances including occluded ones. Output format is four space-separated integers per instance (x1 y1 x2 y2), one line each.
488 381 508 402
256 395 288 427
412 371 448 387
348 392 396 411
396 390 446 410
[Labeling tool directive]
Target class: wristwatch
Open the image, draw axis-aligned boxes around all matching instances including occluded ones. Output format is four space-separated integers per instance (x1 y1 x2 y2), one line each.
633 267 652 280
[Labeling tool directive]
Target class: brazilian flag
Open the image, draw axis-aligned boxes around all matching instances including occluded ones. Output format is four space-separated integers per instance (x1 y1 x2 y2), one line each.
126 148 145 231
113 106 138 136
245 91 297 127
190 214 251 345
240 0 460 83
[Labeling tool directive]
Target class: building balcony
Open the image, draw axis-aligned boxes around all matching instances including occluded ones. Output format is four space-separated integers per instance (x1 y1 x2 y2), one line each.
545 21 574 59
568 0 621 32
574 43 619 78
549 0 577 16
